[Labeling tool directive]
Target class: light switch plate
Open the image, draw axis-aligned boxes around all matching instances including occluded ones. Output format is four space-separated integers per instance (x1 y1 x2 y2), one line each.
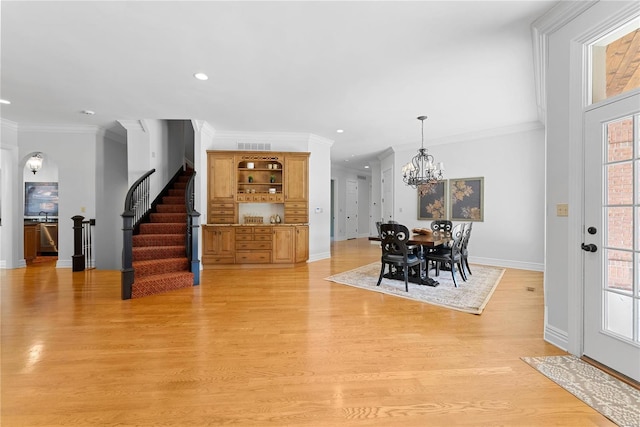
556 203 568 217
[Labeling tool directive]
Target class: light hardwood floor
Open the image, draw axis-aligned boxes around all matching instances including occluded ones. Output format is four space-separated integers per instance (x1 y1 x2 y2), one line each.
1 238 614 426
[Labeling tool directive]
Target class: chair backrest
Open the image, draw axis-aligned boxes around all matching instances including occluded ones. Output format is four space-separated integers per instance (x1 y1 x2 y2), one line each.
379 223 412 259
461 222 473 252
449 223 465 257
431 220 453 238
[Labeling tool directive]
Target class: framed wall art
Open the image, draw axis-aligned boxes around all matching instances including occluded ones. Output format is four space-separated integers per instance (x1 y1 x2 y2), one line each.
417 181 448 220
449 177 484 221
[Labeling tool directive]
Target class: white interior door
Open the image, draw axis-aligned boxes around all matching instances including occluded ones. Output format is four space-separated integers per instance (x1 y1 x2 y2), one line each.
345 179 358 239
382 168 393 222
583 92 640 382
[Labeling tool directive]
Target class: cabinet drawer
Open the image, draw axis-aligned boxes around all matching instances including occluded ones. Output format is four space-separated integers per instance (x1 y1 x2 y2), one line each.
235 251 271 263
235 227 253 235
236 241 272 250
210 208 235 215
203 255 235 264
209 216 235 224
285 208 307 215
285 215 308 224
254 234 271 241
211 202 235 209
235 234 254 241
285 202 307 209
253 227 272 234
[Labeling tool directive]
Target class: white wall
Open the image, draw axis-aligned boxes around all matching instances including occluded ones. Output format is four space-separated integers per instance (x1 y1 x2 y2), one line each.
95 129 128 269
541 0 639 352
0 120 20 268
389 126 545 271
308 135 332 261
18 126 98 268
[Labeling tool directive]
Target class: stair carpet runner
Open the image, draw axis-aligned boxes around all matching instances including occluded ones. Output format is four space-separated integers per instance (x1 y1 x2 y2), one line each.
131 173 194 298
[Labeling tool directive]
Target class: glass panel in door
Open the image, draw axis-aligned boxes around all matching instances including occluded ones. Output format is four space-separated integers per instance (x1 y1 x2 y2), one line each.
583 93 640 382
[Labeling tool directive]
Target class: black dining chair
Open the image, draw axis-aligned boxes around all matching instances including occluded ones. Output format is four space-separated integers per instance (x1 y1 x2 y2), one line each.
425 223 466 287
460 222 473 276
376 223 422 292
430 220 453 238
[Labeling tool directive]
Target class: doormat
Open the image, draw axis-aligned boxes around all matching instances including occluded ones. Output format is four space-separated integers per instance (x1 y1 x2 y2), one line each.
522 355 640 426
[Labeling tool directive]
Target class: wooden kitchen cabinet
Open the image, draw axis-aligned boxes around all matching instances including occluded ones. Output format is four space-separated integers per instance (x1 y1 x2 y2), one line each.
204 150 310 267
208 152 237 224
284 153 309 223
295 225 309 263
272 226 295 264
202 225 235 264
24 223 38 261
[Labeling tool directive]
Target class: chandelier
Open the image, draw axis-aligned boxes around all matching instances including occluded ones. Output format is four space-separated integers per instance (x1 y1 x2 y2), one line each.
402 116 444 189
26 153 43 174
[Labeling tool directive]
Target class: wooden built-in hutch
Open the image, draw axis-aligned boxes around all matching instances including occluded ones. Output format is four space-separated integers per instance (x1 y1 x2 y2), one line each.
203 151 309 267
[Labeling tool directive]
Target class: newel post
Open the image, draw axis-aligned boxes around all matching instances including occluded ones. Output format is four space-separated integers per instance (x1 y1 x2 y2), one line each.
121 211 135 300
72 215 85 272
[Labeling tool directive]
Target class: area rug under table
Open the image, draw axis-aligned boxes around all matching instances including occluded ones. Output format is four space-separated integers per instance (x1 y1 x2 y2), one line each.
324 263 504 314
522 355 640 426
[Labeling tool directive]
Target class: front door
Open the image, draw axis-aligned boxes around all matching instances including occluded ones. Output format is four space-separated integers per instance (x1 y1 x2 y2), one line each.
583 92 640 382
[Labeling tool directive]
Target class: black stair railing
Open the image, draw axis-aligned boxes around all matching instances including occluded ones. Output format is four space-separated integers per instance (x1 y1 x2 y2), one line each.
71 215 96 271
185 171 201 285
121 169 155 300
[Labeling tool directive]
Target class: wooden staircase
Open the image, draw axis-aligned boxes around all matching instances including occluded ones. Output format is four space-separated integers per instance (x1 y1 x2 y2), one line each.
130 171 194 298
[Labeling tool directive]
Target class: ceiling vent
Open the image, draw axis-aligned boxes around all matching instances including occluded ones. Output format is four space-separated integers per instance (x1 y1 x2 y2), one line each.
237 142 272 151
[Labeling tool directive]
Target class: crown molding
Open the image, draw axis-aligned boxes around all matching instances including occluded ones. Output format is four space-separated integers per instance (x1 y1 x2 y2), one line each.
16 123 101 134
117 120 146 132
192 120 216 138
393 121 544 152
0 118 18 131
308 133 334 147
377 147 395 161
531 0 598 125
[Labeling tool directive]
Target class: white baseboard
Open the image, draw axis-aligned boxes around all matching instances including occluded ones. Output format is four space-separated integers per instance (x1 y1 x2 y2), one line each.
309 251 331 262
469 256 544 272
56 259 72 268
544 323 569 351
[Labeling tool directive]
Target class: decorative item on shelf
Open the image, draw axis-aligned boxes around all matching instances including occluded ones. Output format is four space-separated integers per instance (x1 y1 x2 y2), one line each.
247 162 255 169
275 214 281 224
244 215 263 224
248 175 253 183
270 215 276 224
268 164 273 169
402 116 445 190
273 164 279 169
269 188 276 194
270 175 276 183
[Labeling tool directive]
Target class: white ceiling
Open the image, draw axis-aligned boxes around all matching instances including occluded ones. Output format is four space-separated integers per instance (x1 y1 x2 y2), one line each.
1 1 556 170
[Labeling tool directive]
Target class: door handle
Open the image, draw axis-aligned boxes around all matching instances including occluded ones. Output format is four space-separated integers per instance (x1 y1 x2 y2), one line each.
581 243 597 252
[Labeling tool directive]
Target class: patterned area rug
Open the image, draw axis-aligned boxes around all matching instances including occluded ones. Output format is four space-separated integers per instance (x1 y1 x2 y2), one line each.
324 263 504 314
522 355 640 426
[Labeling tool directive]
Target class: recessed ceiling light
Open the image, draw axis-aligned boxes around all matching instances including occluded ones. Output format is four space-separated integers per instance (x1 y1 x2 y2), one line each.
81 110 95 115
336 129 344 133
194 72 209 81
0 99 11 105
364 165 370 169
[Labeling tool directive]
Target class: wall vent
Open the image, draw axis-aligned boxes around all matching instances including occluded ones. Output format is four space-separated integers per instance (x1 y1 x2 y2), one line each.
237 142 272 151
357 175 367 180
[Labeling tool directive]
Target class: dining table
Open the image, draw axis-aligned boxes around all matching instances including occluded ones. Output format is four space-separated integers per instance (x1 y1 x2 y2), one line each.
368 231 450 287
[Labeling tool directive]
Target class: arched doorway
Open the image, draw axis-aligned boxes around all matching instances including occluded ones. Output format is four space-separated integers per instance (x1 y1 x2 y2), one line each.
22 152 59 266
